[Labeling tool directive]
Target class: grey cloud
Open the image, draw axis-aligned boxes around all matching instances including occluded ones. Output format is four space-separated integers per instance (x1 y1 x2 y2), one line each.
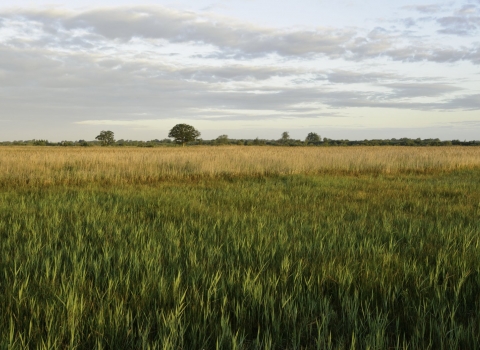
199 87 477 113
305 88 479 111
342 27 467 63
176 65 307 82
1 5 479 134
448 119 480 127
466 49 480 64
0 46 321 122
444 94 480 110
435 3 480 36
326 70 397 84
383 83 462 98
198 111 342 121
455 4 479 15
437 16 480 35
0 51 350 120
399 3 480 37
25 7 352 57
0 41 475 127
0 36 474 103
1 75 477 130
403 4 444 14
381 46 470 63
206 88 477 112
402 18 417 28
0 46 61 74
2 7 479 64
0 38 309 89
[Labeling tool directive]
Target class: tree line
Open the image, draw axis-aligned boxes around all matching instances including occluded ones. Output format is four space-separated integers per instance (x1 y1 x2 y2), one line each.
1 123 479 147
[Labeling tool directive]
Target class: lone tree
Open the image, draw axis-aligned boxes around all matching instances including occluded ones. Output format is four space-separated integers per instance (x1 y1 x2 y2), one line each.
95 130 115 146
305 132 321 144
168 124 201 146
281 131 290 143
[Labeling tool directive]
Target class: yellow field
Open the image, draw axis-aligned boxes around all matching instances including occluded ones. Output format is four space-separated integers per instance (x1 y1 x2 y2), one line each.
1 146 480 186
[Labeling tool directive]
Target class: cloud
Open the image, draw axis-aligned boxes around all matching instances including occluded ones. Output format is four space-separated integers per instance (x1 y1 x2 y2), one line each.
448 119 480 127
176 65 309 83
1 6 479 64
2 7 352 58
456 4 479 16
437 16 480 35
444 94 480 110
403 4 444 14
0 4 479 143
382 83 462 98
400 2 480 37
435 3 480 36
326 70 398 84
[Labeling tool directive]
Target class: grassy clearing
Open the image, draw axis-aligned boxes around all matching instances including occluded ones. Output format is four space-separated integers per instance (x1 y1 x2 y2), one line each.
1 147 479 349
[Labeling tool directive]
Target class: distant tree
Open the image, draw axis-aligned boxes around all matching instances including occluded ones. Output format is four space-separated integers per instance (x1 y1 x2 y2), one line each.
168 124 201 146
95 130 115 146
281 131 290 143
33 139 48 146
216 134 229 145
252 137 265 146
305 132 321 143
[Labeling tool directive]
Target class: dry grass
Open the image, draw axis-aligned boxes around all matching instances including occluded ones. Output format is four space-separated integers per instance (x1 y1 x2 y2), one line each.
1 146 480 186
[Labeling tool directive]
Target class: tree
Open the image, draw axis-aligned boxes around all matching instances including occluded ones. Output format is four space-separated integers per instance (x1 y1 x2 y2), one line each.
168 124 201 146
216 134 229 145
95 130 115 146
305 132 321 144
281 131 290 143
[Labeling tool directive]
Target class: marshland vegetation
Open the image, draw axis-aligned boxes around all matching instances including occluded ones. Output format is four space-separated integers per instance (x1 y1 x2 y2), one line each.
1 146 479 349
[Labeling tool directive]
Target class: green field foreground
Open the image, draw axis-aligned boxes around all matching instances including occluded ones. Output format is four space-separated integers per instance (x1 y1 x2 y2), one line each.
1 147 480 349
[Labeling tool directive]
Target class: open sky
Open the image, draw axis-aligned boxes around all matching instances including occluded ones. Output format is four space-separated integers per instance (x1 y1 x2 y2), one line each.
1 0 479 141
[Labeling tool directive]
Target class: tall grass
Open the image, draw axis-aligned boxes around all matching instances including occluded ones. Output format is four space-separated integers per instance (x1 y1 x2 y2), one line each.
1 147 479 349
1 146 480 187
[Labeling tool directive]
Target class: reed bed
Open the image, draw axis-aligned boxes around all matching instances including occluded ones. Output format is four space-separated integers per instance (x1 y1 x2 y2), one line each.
1 146 480 349
1 146 480 186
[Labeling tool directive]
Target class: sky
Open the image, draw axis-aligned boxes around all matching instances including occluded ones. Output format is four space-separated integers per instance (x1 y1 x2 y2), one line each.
0 0 479 141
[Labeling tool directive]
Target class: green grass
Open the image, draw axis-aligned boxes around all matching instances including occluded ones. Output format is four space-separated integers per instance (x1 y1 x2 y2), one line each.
1 171 480 349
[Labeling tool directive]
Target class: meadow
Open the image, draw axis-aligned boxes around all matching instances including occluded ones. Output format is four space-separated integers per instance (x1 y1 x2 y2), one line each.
1 146 479 349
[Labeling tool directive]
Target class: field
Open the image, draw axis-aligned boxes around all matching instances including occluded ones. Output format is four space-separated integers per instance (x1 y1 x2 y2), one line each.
1 146 479 349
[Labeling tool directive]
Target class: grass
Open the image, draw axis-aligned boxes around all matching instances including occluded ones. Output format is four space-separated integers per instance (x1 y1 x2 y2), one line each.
1 146 479 349
2 146 480 187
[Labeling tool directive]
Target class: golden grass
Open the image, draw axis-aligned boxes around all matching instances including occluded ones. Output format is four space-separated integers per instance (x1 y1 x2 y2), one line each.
1 146 480 186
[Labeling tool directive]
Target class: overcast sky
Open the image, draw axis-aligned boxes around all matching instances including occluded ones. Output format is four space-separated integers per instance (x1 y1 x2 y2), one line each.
1 0 479 141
